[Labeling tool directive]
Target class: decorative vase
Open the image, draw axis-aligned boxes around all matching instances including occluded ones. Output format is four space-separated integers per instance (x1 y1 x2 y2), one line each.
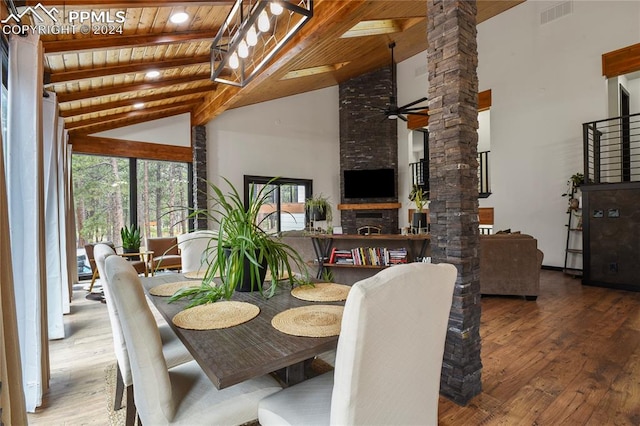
309 206 327 222
223 248 268 292
411 212 428 231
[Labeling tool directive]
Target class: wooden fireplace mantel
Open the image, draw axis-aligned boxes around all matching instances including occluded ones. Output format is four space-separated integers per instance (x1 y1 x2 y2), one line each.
337 202 402 210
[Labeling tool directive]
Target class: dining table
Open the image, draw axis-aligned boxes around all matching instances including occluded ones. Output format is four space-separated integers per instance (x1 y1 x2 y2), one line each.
140 273 343 390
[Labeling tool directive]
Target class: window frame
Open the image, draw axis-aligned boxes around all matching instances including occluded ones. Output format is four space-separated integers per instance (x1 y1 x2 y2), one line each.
243 175 313 233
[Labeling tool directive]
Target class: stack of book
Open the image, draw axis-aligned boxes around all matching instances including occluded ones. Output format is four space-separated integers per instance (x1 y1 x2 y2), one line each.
327 247 408 266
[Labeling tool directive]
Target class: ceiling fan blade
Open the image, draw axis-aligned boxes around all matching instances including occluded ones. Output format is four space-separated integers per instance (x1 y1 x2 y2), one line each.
400 106 428 112
398 97 428 110
397 114 408 122
400 111 429 116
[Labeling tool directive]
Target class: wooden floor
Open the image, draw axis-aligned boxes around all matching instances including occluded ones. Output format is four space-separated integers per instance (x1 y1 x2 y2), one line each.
27 271 640 425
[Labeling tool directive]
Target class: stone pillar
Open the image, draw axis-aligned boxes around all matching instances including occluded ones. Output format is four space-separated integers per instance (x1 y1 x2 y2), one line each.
427 0 482 405
192 125 208 230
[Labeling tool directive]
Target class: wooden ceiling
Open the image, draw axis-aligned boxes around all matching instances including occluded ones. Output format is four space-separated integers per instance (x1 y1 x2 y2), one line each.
10 0 524 137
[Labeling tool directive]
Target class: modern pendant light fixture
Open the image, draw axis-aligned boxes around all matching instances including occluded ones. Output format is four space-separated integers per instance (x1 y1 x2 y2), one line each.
210 0 313 87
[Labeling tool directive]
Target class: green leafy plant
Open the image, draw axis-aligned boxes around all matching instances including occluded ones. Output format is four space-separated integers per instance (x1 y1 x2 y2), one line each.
170 177 309 308
305 193 332 223
561 172 585 197
120 224 141 252
409 184 428 212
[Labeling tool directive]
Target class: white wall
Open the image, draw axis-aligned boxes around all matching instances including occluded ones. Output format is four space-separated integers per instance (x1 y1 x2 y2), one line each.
474 0 640 266
200 0 639 267
94 113 191 147
206 87 341 224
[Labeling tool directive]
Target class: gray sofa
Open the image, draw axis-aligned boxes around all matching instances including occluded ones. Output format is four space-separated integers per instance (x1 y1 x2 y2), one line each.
479 234 544 300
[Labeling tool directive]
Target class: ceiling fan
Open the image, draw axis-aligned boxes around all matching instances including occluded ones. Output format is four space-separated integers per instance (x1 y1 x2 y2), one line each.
379 41 429 122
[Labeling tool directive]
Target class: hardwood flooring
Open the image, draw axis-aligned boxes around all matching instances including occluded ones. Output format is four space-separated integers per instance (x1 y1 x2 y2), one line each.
27 271 640 425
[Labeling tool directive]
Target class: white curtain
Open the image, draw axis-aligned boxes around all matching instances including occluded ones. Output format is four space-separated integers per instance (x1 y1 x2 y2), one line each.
58 123 71 312
0 119 28 426
66 140 78 288
6 31 49 412
43 92 68 337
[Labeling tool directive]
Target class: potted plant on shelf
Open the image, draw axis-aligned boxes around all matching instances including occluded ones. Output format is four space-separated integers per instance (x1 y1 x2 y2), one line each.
120 224 141 254
409 184 428 231
562 172 585 212
305 193 332 222
170 177 309 308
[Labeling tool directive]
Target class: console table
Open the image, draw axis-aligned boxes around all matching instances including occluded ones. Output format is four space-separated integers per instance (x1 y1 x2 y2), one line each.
310 234 431 280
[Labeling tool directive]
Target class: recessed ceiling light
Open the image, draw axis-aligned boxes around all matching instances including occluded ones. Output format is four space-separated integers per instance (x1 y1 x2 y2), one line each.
170 12 189 24
133 102 144 109
146 70 160 78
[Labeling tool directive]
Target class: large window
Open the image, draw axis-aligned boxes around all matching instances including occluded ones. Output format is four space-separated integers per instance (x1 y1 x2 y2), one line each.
73 154 191 250
244 175 311 234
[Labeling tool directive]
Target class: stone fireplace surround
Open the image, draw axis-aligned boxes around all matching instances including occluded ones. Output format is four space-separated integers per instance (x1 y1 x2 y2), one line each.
338 66 399 234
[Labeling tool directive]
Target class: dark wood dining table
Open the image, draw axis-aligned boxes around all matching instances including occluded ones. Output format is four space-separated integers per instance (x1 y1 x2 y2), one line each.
140 273 342 390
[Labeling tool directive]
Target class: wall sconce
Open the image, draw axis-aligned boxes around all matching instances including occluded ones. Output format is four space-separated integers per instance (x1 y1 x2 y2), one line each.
210 0 313 87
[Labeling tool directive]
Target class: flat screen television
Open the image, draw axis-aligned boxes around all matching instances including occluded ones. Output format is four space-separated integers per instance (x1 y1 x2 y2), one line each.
343 168 395 199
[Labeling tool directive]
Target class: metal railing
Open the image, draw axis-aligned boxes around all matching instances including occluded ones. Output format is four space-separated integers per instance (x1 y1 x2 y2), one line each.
583 113 640 184
410 150 491 197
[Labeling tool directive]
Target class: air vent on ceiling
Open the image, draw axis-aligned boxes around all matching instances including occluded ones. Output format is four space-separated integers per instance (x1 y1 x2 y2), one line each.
541 1 573 25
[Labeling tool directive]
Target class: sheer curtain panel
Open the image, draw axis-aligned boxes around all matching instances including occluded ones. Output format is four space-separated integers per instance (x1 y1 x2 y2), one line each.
0 128 28 426
43 92 68 338
6 32 49 412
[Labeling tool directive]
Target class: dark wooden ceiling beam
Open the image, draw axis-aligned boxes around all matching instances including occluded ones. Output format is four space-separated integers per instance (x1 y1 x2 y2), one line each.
50 54 210 84
68 134 193 163
67 105 194 136
43 30 218 54
65 99 197 130
55 72 213 103
60 86 210 118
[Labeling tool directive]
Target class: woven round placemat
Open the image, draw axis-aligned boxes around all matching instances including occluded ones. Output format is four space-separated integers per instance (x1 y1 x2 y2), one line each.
271 305 344 337
183 270 207 279
149 281 199 297
291 282 351 302
172 301 260 330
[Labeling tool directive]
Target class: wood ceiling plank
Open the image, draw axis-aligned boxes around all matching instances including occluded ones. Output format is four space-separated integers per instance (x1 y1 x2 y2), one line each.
65 99 197 129
43 30 217 54
50 54 210 83
56 72 212 102
26 1 233 7
69 134 193 163
60 86 210 117
67 105 194 136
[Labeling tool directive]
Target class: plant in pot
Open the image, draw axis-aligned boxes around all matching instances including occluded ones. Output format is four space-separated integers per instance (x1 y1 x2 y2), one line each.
561 172 585 212
305 193 332 232
409 184 428 231
170 177 309 308
120 224 141 254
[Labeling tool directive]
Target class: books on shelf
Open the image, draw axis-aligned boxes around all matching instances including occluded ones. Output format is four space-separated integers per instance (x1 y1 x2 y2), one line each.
327 246 407 266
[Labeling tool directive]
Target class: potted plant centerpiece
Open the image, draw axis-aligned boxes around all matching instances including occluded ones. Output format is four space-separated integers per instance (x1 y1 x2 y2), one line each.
305 193 332 232
120 224 141 254
409 184 428 231
170 177 308 308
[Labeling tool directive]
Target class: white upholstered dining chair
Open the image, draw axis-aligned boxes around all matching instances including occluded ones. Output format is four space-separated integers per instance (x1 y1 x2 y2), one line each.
176 230 217 274
258 262 457 426
104 255 282 425
94 243 193 425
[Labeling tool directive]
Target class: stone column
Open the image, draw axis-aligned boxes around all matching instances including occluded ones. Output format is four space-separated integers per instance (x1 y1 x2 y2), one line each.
427 0 482 405
191 125 208 230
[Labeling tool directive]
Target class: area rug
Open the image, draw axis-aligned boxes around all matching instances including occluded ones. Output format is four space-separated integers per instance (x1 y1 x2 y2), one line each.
105 358 333 426
104 363 132 426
